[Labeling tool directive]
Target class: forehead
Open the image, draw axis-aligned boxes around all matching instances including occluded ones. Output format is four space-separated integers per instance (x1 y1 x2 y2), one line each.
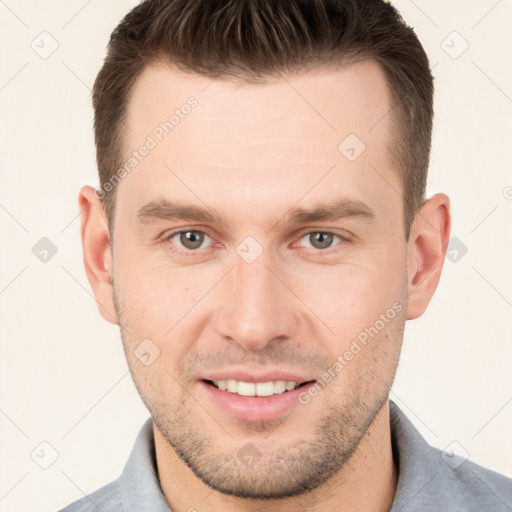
126 59 393 152
118 59 401 223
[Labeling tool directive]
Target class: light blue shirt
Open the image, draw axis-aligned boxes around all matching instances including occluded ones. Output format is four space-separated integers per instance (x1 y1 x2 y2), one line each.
58 402 512 511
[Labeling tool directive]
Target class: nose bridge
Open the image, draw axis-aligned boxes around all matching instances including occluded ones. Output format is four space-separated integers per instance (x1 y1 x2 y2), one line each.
213 247 298 350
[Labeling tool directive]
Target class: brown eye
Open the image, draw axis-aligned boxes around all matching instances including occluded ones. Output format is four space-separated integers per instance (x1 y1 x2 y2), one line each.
300 232 342 250
169 230 210 250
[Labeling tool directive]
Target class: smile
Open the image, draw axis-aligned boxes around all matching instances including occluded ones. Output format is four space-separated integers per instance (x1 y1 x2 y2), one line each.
208 379 308 396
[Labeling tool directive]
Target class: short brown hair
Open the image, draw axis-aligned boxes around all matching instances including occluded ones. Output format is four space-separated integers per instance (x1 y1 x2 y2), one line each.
93 0 434 239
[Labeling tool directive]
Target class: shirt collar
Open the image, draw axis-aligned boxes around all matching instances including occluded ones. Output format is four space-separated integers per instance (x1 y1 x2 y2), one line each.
388 400 455 511
119 418 172 511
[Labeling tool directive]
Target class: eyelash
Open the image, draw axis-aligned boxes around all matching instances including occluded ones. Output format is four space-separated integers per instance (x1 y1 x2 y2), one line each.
163 228 349 256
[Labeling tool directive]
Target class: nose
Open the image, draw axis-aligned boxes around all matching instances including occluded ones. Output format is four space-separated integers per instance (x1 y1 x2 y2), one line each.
212 250 300 351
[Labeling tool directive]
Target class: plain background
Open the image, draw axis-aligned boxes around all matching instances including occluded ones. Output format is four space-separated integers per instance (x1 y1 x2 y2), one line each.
0 1 511 510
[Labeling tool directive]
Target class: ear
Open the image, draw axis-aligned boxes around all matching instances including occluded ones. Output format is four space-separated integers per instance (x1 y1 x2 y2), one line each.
79 185 119 325
406 193 451 320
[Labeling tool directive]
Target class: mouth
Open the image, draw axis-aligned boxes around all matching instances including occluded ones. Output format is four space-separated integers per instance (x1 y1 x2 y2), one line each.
203 379 313 397
197 368 318 422
199 376 317 422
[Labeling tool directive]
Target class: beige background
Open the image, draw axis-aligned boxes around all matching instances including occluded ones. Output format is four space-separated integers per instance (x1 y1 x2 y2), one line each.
0 1 511 510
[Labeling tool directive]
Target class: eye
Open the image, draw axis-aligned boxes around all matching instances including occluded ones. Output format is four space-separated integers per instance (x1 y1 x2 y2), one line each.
168 230 213 251
298 231 344 250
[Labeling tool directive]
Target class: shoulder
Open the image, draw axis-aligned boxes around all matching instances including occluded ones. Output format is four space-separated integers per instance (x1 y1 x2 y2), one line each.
389 401 512 511
57 480 123 512
434 446 512 509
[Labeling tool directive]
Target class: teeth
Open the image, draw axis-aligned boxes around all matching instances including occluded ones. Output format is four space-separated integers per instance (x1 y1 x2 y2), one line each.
211 379 300 396
238 381 256 396
256 382 274 396
273 380 286 394
227 379 238 393
285 381 297 391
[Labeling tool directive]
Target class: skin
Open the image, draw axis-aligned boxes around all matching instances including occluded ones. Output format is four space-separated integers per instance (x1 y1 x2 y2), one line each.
80 60 450 512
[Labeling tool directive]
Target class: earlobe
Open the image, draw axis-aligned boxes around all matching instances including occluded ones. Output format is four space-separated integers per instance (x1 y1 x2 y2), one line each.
406 193 451 320
79 185 119 325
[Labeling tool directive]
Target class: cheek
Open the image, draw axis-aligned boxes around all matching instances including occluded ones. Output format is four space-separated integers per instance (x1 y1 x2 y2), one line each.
114 256 218 362
290 254 406 344
115 242 199 319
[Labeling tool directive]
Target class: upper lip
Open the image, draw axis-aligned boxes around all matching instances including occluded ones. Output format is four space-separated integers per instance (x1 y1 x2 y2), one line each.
200 368 316 384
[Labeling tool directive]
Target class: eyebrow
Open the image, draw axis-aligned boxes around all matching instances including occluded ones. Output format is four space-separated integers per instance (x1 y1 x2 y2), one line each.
284 199 375 224
136 197 376 226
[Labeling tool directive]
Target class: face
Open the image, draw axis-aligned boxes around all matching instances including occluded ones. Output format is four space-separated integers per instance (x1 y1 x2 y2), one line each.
110 60 409 498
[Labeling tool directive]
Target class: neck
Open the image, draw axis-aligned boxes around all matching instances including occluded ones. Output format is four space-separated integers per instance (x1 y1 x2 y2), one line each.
154 402 397 512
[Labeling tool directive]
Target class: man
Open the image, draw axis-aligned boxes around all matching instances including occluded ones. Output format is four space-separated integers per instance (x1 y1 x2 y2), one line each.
61 0 512 510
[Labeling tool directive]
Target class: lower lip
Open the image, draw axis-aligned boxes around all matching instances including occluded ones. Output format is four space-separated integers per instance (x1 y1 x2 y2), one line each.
198 380 316 422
